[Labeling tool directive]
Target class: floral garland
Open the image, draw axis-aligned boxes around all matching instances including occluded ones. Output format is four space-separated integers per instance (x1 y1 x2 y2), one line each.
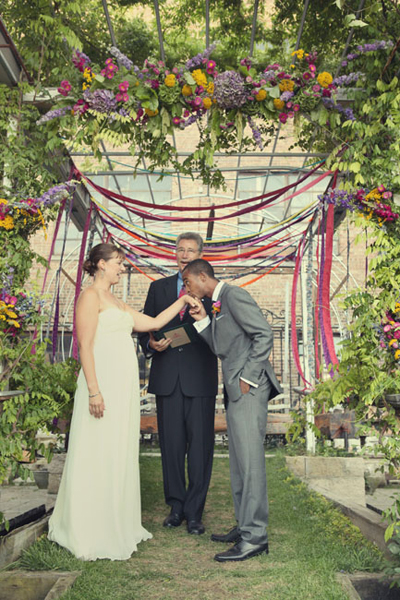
0 291 42 337
36 41 392 188
380 305 400 363
318 185 398 226
0 182 75 236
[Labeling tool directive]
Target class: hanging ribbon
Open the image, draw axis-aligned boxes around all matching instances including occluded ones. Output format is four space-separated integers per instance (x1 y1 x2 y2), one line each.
76 161 326 213
80 164 331 222
72 201 93 360
291 231 311 387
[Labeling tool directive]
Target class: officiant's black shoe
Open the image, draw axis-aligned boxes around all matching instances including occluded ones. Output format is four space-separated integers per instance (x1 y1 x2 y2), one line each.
163 512 184 528
187 520 205 535
214 540 269 562
211 526 241 544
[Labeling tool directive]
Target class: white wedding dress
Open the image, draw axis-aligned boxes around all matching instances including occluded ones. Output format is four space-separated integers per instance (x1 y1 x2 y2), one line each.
48 307 152 560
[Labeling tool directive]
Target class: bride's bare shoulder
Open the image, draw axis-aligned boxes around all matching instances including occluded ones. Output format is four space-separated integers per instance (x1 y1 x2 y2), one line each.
77 286 100 308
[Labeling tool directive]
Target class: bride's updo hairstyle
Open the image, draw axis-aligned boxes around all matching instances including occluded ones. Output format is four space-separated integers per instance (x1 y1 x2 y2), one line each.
83 243 125 277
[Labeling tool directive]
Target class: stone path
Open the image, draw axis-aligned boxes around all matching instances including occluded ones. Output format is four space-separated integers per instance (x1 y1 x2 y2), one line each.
0 485 55 521
366 486 400 514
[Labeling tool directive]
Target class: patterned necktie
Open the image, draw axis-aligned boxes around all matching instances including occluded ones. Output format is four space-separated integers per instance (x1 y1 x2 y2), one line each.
178 284 186 320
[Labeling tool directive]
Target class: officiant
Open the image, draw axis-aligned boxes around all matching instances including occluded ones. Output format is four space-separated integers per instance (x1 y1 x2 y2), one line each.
139 232 218 535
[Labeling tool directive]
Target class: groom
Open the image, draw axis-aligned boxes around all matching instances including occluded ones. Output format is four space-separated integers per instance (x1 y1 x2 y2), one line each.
183 259 283 562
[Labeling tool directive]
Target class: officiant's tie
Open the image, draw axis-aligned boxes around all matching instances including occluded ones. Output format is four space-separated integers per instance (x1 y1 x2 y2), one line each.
178 284 186 320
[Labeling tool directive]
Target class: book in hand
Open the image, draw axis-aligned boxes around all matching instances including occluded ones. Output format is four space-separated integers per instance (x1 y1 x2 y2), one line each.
153 322 196 348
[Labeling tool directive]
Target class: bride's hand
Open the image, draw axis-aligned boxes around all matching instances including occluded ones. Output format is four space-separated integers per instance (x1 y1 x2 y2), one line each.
182 294 201 310
89 392 105 419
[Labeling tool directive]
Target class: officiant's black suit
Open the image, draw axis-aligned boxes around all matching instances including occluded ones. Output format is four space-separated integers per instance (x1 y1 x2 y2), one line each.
139 273 218 522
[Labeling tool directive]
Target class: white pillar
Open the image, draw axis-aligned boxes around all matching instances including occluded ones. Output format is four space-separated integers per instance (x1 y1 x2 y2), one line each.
300 258 316 453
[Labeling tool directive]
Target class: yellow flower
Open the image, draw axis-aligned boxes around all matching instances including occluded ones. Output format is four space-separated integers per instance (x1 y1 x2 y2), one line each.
207 82 214 95
255 89 267 101
203 97 212 109
164 74 176 87
395 349 400 360
273 98 285 110
317 71 333 88
0 199 8 205
8 320 20 328
182 84 193 97
389 339 398 346
192 69 207 87
83 68 94 82
279 79 295 92
145 108 159 117
5 309 17 319
291 49 305 60
0 215 14 230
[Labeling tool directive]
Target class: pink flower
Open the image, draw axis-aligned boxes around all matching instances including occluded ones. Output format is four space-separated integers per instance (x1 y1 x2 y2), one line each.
246 76 253 83
382 191 392 199
136 108 144 118
194 96 202 107
312 84 321 93
288 111 294 118
293 104 300 112
384 324 392 332
303 72 311 81
206 60 216 74
172 117 181 125
377 185 386 193
153 67 160 76
286 101 293 109
172 67 179 74
119 81 129 92
279 112 288 123
322 89 331 97
260 79 266 85
183 109 190 117
393 330 400 339
309 64 316 72
380 341 386 348
73 100 88 115
196 86 204 94
105 58 113 65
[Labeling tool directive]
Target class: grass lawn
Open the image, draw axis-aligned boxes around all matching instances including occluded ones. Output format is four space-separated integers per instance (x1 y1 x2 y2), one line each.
10 453 384 599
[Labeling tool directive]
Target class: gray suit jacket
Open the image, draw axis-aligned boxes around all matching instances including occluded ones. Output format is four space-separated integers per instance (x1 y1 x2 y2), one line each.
198 284 283 402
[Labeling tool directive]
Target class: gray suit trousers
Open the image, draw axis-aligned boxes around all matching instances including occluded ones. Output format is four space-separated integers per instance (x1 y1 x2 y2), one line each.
226 376 271 545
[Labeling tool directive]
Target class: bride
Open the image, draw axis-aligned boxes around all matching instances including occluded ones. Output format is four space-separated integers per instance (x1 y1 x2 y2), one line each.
48 242 199 561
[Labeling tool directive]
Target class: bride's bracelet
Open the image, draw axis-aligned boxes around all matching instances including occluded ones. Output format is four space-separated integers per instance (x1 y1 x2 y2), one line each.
89 391 100 398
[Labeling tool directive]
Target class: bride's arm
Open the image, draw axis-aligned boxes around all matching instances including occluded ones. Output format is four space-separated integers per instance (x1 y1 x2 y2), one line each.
76 288 105 418
125 294 200 333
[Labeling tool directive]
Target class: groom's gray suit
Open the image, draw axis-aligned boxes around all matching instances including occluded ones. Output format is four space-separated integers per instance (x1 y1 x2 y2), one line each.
197 282 282 545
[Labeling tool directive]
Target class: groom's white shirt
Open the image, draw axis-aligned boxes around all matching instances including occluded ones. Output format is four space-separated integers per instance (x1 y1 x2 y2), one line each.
194 281 258 389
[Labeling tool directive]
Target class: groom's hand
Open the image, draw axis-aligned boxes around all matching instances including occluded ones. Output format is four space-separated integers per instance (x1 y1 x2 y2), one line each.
189 301 207 321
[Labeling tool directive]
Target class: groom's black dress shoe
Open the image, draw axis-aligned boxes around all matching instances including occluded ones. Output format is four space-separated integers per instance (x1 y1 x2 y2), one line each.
214 540 269 562
187 520 205 535
163 512 184 528
211 526 241 544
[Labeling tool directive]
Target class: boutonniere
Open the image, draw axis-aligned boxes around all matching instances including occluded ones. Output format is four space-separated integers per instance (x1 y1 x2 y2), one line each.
211 300 221 315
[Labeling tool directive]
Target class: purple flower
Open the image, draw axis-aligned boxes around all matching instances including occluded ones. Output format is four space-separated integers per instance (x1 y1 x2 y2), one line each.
83 89 117 113
280 91 294 102
109 46 133 70
247 116 263 150
332 72 363 86
214 71 247 109
185 42 218 70
36 106 72 125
